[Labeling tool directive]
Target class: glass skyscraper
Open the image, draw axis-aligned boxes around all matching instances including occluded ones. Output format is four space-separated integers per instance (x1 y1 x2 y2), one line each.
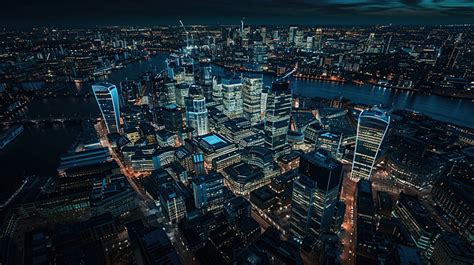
351 106 390 181
92 82 121 134
242 76 263 125
289 149 343 242
185 95 209 136
222 77 243 119
264 81 292 157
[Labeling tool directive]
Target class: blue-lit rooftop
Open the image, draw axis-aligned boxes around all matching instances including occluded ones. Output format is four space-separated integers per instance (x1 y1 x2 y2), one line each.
202 134 226 146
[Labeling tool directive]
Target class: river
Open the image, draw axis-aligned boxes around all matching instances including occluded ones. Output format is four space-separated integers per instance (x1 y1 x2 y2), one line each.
1 52 473 203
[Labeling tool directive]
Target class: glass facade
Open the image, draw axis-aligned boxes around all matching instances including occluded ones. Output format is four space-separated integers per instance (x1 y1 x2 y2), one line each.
242 76 263 125
264 82 292 157
289 150 343 242
92 82 121 134
351 107 390 181
185 95 209 136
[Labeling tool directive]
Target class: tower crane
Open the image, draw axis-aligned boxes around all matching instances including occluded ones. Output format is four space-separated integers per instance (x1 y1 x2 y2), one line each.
275 62 298 82
178 20 195 83
179 20 190 54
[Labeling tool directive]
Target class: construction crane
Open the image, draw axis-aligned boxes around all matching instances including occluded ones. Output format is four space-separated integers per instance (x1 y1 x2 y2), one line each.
178 20 196 83
179 20 190 53
275 62 298 82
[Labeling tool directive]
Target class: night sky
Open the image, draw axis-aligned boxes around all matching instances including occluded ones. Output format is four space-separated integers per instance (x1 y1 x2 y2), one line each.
1 0 473 26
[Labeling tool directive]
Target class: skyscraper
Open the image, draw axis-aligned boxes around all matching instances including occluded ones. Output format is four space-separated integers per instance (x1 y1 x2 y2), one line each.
289 149 343 242
199 60 212 86
289 26 298 44
162 104 184 133
264 81 292 157
365 33 375 53
351 106 390 181
242 76 263 125
222 77 243 119
185 95 209 136
294 30 304 48
315 28 323 51
162 79 176 105
92 82 121 134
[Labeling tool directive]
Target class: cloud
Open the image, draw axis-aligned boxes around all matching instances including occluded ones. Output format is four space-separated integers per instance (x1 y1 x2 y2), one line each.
0 0 472 26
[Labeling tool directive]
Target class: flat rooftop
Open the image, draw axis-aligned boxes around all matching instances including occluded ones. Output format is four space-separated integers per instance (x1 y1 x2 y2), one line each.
202 134 226 146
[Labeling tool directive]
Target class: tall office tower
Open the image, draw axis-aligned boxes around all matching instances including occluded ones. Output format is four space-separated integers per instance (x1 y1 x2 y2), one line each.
162 79 176 105
264 81 292 157
294 30 304 48
351 106 390 181
92 82 121 134
306 36 314 50
315 28 323 51
162 104 184 133
242 76 263 125
185 95 209 136
289 149 343 242
199 60 212 86
222 78 243 119
289 26 298 44
260 25 267 43
365 33 375 53
192 171 225 214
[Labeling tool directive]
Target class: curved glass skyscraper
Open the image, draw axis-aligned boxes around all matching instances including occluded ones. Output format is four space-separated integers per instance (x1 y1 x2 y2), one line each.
185 95 209 136
92 82 121 134
351 106 390 181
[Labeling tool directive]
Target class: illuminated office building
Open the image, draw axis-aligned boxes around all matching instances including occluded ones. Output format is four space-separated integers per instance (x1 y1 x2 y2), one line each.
192 171 224 214
264 81 292 157
163 79 176 105
289 149 343 242
351 106 390 181
222 77 243 119
92 82 121 134
185 95 209 136
314 28 323 51
289 26 297 44
242 76 263 125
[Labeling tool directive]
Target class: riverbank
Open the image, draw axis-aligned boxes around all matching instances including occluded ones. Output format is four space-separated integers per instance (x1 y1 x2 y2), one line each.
366 80 474 100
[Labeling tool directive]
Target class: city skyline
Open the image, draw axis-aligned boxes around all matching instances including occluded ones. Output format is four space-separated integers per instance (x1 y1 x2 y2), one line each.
0 6 472 265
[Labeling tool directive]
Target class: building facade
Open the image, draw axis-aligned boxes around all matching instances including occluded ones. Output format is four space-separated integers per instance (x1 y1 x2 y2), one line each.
185 95 209 136
242 76 263 125
289 149 343 242
351 106 390 181
192 171 225 214
264 81 292 158
92 82 121 134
